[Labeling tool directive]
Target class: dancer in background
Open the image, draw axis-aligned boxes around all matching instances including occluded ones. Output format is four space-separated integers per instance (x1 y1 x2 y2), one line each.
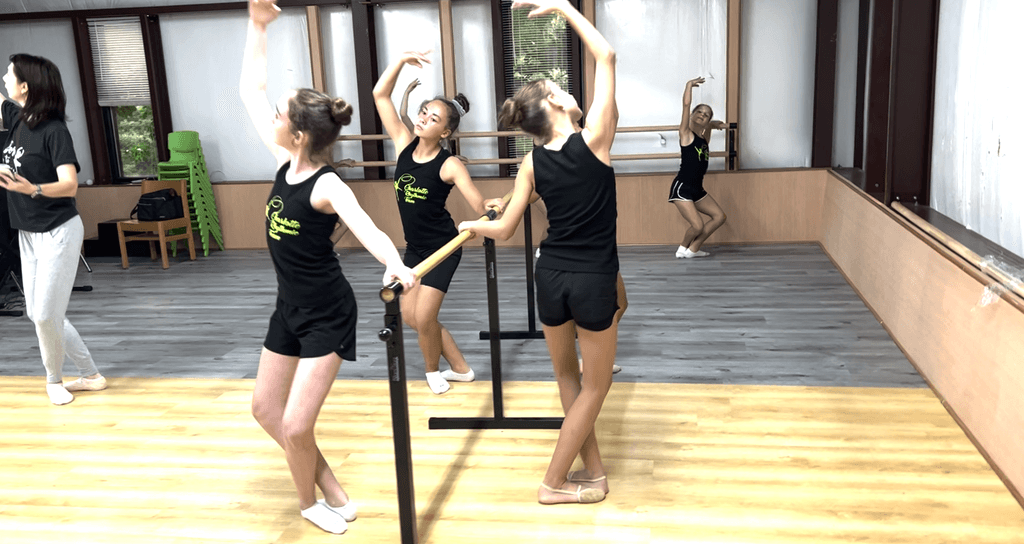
669 76 727 258
460 0 618 504
240 0 415 534
373 49 501 395
0 53 106 405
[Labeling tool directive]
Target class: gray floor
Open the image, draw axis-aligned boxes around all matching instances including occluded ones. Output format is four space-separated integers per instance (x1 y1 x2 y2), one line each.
0 244 924 388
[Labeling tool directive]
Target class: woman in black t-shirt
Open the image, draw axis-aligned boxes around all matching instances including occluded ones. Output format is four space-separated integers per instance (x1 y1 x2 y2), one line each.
373 50 501 395
240 0 415 535
0 53 106 406
668 76 728 258
459 0 618 505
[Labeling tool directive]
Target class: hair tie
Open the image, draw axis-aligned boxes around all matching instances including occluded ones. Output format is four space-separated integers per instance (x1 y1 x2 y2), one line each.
452 100 466 117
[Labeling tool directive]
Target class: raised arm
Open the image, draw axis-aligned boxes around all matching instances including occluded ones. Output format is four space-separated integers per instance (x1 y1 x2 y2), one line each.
310 174 416 288
399 78 420 134
514 1 617 158
239 0 288 165
457 152 535 241
373 51 430 154
678 76 704 147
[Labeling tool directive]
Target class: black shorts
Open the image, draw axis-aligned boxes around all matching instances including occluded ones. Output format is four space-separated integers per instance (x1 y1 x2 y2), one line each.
668 176 708 202
404 245 462 293
264 288 357 360
535 267 618 332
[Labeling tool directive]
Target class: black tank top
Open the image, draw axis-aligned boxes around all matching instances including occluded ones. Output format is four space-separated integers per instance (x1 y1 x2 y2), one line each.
533 132 618 274
393 137 457 250
266 163 348 306
674 133 710 185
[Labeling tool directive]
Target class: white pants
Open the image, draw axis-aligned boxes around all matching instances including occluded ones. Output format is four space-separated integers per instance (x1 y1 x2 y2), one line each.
19 215 99 383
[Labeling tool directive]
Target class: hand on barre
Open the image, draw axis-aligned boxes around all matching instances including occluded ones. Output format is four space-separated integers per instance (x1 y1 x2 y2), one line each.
384 262 418 290
483 198 506 214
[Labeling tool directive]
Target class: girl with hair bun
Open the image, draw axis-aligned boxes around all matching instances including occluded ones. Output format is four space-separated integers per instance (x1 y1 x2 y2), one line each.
239 0 415 534
373 49 501 395
460 0 618 505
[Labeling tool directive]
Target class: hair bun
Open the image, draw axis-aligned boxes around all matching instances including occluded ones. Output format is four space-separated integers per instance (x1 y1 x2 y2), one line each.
453 93 470 116
497 98 523 130
331 98 353 127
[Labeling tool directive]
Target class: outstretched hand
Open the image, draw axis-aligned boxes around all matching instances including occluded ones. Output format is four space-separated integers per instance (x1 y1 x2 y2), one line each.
511 0 571 18
404 78 421 95
249 0 280 27
686 76 706 88
400 50 432 69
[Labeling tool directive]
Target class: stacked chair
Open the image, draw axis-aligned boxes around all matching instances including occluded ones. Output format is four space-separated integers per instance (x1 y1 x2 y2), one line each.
156 131 224 257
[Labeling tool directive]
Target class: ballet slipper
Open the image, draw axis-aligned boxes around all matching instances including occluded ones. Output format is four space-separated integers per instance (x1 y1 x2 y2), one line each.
538 482 605 504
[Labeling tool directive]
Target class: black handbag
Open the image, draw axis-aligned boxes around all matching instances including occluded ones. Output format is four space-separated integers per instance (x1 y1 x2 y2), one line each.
131 188 184 221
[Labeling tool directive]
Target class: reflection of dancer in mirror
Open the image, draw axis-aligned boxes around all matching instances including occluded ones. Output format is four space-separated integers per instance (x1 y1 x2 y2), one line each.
373 49 502 395
0 53 106 405
460 0 617 505
669 76 727 258
240 0 416 534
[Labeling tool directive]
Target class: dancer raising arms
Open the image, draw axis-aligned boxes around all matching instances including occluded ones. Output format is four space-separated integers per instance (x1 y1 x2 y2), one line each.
669 76 727 258
373 50 500 395
0 54 106 405
240 0 415 534
460 0 618 505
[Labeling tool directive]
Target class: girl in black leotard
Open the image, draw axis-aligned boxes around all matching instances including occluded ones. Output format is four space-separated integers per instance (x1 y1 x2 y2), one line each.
240 0 415 535
460 0 617 506
373 51 501 395
668 76 727 258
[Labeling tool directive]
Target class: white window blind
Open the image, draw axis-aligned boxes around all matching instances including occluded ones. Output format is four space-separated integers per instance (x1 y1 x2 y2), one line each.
88 17 151 106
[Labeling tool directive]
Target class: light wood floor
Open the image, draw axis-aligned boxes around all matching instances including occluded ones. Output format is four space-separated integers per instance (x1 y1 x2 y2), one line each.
1 376 1021 544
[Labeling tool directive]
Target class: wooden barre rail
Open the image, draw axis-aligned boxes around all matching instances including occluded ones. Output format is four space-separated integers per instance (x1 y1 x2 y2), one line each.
336 125 695 142
891 202 1024 303
339 151 730 169
379 190 514 303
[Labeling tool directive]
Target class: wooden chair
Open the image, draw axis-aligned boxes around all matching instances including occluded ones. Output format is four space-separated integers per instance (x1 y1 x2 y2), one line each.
116 179 196 269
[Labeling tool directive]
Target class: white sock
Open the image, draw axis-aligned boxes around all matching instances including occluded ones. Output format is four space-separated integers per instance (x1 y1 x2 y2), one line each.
425 371 450 394
301 502 348 534
318 498 357 522
440 368 475 382
46 383 73 405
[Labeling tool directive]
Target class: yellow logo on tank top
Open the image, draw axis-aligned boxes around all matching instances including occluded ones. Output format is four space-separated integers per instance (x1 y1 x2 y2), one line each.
696 144 710 162
266 196 301 241
395 173 428 204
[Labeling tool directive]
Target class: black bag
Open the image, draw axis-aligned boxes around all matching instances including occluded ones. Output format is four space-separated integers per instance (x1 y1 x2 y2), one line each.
132 188 184 221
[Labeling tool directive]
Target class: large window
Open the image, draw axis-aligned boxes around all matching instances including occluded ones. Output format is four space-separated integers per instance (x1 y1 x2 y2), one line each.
89 16 158 180
501 0 576 172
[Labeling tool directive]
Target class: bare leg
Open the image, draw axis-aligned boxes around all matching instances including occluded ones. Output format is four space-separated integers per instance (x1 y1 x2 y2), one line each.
538 320 617 504
672 200 704 249
252 348 350 508
688 194 727 252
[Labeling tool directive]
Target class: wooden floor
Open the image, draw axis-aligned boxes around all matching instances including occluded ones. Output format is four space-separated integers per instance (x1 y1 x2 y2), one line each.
0 244 922 388
3 244 1020 542
1 377 1022 544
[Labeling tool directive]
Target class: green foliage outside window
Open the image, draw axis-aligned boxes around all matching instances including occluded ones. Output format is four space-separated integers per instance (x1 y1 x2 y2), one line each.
116 105 157 178
508 9 570 161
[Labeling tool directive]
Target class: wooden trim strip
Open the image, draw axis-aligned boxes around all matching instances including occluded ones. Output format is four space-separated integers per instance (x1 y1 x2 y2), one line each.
891 202 1024 304
306 6 327 94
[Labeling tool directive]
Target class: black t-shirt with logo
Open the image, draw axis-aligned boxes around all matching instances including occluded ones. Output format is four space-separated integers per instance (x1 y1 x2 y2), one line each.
1 100 80 233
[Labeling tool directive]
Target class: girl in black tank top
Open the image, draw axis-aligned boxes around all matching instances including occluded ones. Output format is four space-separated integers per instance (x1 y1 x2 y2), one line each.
669 76 728 259
373 49 504 395
241 2 414 535
458 0 620 507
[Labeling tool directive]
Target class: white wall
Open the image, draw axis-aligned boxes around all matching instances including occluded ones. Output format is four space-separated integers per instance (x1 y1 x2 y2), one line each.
161 8 311 182
597 0 728 174
931 0 1023 259
832 0 858 168
0 20 94 184
321 5 363 182
739 0 817 169
453 0 498 178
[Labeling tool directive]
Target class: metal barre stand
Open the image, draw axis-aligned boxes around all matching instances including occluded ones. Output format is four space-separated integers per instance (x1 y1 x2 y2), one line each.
376 200 561 544
478 204 544 340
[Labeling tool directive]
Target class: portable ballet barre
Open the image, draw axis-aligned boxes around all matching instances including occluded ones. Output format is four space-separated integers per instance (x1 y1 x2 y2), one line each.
377 191 562 543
